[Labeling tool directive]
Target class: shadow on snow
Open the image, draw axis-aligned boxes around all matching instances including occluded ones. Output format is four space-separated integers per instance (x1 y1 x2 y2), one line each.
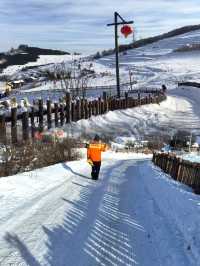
5 160 145 266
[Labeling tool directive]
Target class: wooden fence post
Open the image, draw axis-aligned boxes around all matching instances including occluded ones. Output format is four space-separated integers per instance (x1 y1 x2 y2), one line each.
149 94 152 104
193 165 200 193
47 100 52 129
98 97 101 115
65 92 71 123
84 99 88 119
91 101 95 116
71 101 75 121
38 99 44 132
100 99 104 115
11 108 17 143
121 98 124 109
103 91 108 113
118 98 120 109
125 92 128 108
95 99 99 115
0 114 6 143
88 101 92 118
114 97 117 110
176 158 182 181
76 100 80 121
129 97 133 108
118 98 121 109
54 102 59 127
138 93 141 106
81 99 85 119
60 104 65 126
22 111 29 141
107 97 111 111
30 107 35 138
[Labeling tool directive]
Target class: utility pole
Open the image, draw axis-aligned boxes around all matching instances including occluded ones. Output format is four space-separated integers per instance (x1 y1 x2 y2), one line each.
107 12 133 98
114 12 120 99
189 132 192 153
129 69 133 90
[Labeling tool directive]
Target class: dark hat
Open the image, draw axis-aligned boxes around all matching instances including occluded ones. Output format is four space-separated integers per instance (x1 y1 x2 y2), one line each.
94 134 100 141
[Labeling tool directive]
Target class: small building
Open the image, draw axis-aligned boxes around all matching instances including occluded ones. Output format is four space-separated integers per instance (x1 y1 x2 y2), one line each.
7 80 24 90
191 143 199 152
12 80 24 88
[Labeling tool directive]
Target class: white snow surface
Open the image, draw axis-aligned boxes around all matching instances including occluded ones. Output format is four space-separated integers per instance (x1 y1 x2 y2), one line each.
63 94 200 139
182 153 200 163
0 151 199 265
2 54 81 76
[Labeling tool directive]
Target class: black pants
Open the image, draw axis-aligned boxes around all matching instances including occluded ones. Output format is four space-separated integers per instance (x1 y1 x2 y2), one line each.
91 161 101 180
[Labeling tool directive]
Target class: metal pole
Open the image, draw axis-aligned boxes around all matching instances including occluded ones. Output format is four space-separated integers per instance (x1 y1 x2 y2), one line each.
107 13 133 98
129 69 133 90
189 132 192 153
114 12 120 98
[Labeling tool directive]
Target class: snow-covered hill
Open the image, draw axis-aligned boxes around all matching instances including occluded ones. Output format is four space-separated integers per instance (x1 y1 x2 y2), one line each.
2 54 80 76
84 28 200 136
95 29 200 88
2 27 200 138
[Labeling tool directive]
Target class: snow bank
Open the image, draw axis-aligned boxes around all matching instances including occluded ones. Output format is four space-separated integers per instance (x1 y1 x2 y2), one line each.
63 95 200 139
181 153 200 163
144 163 200 264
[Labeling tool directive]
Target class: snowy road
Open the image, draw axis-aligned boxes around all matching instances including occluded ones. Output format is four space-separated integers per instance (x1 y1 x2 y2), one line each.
0 153 199 266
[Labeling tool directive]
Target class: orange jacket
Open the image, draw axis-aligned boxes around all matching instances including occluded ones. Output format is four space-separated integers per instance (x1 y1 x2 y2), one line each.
87 142 107 162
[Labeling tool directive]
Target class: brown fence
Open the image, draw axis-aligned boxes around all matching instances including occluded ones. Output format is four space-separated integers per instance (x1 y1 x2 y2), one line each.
0 89 166 144
152 152 200 194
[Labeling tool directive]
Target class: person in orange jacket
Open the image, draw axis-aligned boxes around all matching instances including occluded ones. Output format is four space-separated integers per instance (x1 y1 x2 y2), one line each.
87 135 107 180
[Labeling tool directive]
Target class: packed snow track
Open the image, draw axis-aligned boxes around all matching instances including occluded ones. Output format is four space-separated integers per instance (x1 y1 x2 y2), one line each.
0 152 199 266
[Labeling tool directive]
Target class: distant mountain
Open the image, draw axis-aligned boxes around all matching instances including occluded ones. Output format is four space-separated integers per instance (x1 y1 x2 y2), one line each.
0 45 70 70
94 24 200 58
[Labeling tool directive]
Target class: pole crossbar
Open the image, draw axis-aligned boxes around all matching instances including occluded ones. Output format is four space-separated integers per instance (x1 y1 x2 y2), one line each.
107 21 134 26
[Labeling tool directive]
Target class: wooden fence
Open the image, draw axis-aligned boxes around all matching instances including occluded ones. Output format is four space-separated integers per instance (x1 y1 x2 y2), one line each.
152 152 200 194
178 81 200 88
0 89 166 144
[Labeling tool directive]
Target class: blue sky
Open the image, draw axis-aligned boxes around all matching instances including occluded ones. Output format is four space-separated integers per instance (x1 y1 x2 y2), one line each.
1 0 200 54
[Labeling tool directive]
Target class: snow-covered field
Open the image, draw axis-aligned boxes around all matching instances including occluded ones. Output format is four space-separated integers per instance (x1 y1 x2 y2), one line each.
0 151 199 266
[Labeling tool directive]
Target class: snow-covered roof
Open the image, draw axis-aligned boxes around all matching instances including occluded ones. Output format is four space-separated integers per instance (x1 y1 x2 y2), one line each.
192 143 199 148
12 80 24 84
114 136 136 145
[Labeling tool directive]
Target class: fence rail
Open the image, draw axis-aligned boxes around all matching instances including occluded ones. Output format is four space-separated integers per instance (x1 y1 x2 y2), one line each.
178 82 200 88
152 152 200 194
0 89 166 144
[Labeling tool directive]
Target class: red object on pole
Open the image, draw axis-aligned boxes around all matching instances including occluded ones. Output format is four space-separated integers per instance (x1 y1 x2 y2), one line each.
121 25 133 38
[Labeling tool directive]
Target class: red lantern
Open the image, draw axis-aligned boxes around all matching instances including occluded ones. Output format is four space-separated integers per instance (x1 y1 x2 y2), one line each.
121 25 133 38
